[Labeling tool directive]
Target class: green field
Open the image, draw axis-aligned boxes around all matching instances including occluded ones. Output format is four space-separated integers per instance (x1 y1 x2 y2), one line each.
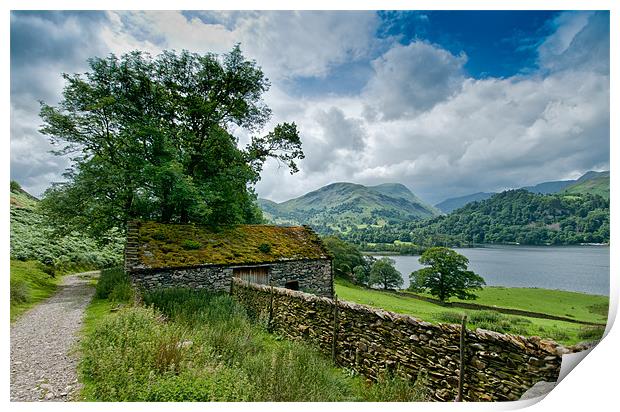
405 287 608 324
10 260 63 321
335 279 607 346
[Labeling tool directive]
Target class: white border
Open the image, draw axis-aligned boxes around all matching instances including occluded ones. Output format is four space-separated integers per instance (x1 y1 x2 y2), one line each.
2 2 617 412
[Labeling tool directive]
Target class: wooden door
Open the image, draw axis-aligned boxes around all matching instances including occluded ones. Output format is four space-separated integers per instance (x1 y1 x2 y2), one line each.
233 266 269 285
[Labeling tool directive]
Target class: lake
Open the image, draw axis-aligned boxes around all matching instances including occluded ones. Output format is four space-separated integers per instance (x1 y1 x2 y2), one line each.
375 245 610 296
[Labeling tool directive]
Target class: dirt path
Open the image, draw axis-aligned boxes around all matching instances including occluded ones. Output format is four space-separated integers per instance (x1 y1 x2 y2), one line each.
10 271 98 402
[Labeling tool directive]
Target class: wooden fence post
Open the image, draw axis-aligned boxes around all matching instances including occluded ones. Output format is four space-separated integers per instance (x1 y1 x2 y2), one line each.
331 294 339 364
456 314 468 402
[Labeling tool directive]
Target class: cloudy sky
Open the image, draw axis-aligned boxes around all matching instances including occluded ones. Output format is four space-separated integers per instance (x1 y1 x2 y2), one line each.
10 10 609 204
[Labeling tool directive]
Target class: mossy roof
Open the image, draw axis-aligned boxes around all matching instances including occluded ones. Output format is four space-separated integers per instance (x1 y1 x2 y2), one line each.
129 221 331 270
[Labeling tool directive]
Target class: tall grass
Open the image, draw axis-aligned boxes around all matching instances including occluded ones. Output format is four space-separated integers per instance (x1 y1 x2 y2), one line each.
81 284 430 401
95 267 133 302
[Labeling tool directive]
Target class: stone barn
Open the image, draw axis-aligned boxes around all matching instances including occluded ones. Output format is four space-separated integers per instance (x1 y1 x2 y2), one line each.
124 221 333 297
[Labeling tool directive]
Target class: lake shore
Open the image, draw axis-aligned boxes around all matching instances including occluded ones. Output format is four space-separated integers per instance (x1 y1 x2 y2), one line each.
371 244 609 295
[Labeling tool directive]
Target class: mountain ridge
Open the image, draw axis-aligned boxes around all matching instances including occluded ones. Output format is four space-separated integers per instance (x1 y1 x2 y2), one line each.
258 182 439 233
434 170 609 213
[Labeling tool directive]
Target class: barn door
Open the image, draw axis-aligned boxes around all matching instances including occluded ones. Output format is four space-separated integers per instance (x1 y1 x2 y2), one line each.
234 266 269 285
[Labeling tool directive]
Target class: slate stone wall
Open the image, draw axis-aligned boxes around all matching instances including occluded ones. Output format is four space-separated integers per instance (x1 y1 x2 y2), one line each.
231 278 569 402
129 259 333 297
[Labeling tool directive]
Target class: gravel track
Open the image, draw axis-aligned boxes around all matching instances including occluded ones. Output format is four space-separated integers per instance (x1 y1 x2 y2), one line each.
10 271 98 402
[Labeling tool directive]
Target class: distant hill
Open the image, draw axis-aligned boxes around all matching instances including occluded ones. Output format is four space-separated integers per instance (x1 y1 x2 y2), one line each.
521 180 575 194
564 171 609 199
435 192 495 213
258 182 439 233
344 189 610 246
434 170 609 213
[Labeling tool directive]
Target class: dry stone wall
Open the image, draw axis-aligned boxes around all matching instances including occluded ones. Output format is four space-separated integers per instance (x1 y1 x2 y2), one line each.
231 278 570 402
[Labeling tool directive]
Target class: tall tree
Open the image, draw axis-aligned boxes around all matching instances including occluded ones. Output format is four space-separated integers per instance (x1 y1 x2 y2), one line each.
322 236 366 279
369 257 403 290
39 46 303 236
409 247 485 302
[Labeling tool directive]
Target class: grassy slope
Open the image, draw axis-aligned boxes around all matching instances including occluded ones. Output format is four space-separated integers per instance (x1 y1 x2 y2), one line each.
430 286 608 324
335 279 607 346
564 175 610 199
10 260 63 321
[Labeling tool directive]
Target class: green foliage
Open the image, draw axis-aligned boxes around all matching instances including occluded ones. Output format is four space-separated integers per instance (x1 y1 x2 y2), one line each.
95 267 131 301
81 287 428 401
467 311 532 335
322 236 366 279
369 257 403 290
39 46 303 236
10 185 123 269
10 279 29 305
361 370 430 402
10 180 22 192
340 190 609 247
181 239 202 250
410 247 485 302
353 265 369 286
577 326 605 341
257 243 271 253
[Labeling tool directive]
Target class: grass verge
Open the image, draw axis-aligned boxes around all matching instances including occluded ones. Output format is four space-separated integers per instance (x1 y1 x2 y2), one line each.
335 279 605 346
79 269 430 402
10 260 63 321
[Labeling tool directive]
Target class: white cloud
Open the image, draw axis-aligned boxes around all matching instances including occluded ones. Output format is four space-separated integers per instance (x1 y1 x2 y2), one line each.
362 41 467 120
102 11 381 80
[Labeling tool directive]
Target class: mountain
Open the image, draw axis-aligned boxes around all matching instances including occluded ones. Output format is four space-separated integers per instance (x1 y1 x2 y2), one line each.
564 171 609 199
521 180 575 194
435 192 495 213
258 182 439 233
434 170 609 213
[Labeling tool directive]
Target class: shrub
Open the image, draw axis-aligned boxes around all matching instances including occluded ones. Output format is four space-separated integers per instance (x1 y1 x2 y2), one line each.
143 368 255 401
181 240 201 250
438 311 465 324
10 279 29 304
361 370 430 402
258 243 271 253
95 267 131 300
468 311 532 335
578 326 605 341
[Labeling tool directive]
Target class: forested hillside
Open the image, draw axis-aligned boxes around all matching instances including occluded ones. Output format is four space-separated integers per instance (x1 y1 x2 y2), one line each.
10 181 123 271
342 190 609 246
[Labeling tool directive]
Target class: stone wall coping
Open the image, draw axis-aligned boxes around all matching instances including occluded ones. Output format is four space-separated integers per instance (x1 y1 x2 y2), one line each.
231 277 571 357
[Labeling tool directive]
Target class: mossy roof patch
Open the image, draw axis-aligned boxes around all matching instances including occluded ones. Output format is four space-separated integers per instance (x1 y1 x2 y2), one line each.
131 221 330 270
